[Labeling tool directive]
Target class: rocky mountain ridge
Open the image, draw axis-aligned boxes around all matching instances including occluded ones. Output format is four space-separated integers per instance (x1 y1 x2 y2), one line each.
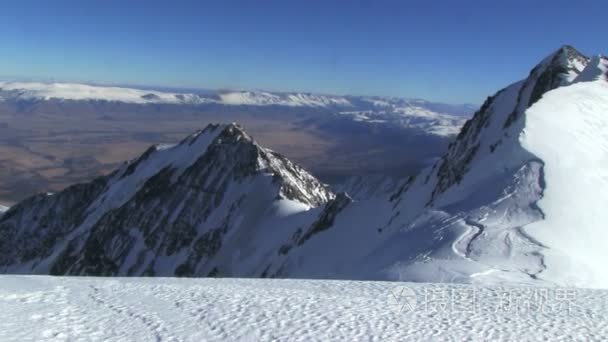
2 45 607 288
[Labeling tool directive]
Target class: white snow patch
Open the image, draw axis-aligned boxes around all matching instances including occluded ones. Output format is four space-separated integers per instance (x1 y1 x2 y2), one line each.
270 199 310 218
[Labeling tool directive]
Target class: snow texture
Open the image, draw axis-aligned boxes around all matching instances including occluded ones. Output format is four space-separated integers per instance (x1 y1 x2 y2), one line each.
0 276 605 342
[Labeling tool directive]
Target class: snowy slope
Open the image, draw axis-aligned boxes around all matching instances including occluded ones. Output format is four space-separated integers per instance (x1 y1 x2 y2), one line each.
333 175 400 200
0 276 605 341
268 45 608 288
520 76 608 288
390 46 608 288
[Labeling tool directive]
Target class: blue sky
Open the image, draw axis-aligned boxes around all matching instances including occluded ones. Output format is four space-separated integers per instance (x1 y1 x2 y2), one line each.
0 0 605 104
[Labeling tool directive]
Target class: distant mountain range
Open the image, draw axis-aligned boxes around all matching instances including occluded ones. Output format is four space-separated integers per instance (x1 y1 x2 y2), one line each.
2 45 606 289
0 81 473 136
0 79 469 205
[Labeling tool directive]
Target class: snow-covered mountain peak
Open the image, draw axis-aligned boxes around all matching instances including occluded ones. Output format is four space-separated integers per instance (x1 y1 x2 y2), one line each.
189 123 334 207
411 46 590 206
366 45 608 287
525 45 589 103
551 44 589 69
175 123 252 150
532 45 590 82
0 123 335 276
124 122 333 208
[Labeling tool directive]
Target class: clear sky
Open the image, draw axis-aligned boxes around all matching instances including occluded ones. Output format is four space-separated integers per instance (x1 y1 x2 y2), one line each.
0 0 606 104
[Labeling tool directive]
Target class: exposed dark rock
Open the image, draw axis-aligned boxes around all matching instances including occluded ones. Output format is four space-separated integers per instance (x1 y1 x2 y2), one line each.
297 193 352 246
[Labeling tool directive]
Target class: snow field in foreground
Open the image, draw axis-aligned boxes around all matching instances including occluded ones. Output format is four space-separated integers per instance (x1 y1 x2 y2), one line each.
0 276 606 341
